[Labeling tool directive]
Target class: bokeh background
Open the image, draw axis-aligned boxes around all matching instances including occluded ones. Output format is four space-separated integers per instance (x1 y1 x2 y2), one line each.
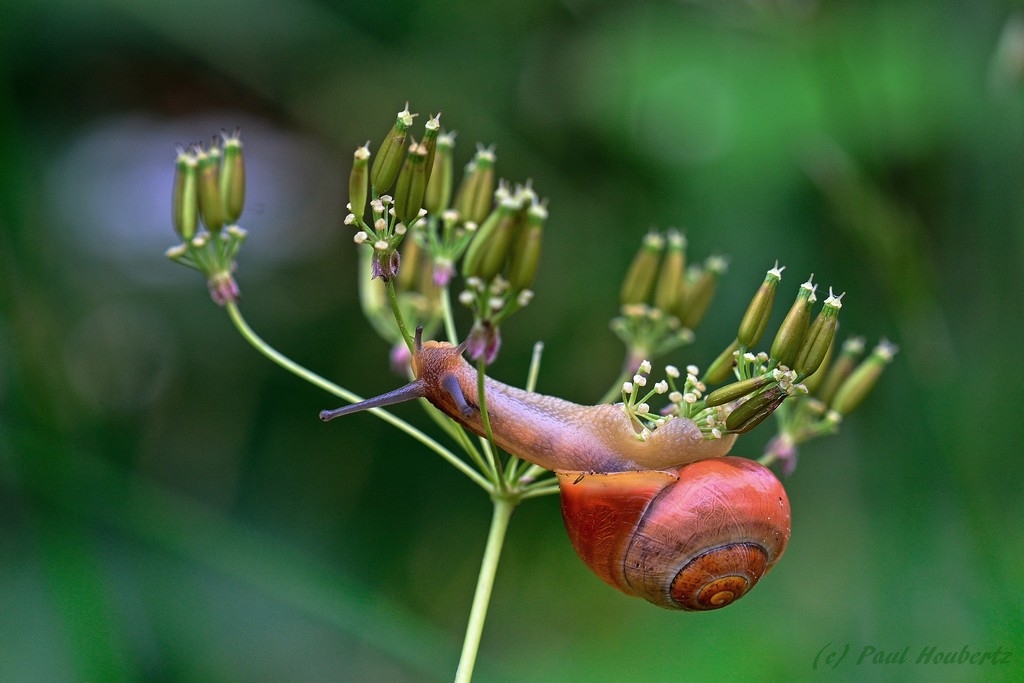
3 0 1022 681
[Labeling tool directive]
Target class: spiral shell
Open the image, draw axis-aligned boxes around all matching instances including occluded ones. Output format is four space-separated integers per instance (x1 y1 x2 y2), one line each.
558 456 791 610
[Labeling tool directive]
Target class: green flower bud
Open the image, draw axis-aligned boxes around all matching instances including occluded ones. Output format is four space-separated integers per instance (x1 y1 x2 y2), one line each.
508 199 546 291
794 288 842 378
219 130 245 224
704 339 740 385
770 276 816 368
421 113 441 186
678 255 727 329
829 339 898 416
394 141 429 224
370 104 415 194
705 373 772 408
195 145 224 234
799 332 833 396
453 147 496 225
653 230 686 313
349 143 370 223
738 263 784 348
463 195 521 280
817 336 865 405
620 232 664 306
172 147 198 241
725 386 787 434
425 131 454 215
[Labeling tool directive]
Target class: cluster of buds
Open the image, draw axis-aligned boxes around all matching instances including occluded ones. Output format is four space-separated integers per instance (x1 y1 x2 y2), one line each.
458 181 546 363
758 336 899 473
611 261 896 473
611 230 728 369
346 104 442 282
349 105 546 366
166 130 247 305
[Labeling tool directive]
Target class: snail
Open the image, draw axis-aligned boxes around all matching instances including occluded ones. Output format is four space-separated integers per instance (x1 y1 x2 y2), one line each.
321 329 791 610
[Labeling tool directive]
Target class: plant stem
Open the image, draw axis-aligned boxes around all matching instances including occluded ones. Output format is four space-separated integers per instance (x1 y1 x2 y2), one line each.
386 279 415 354
224 301 491 490
455 496 515 683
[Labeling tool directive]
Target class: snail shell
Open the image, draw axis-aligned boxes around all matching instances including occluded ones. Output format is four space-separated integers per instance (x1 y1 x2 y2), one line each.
558 457 791 610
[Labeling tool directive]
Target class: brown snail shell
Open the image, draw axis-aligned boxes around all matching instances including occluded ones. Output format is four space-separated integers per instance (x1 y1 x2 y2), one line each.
558 456 791 610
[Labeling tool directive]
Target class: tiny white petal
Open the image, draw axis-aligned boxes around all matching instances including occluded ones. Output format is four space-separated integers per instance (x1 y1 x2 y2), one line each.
665 365 680 378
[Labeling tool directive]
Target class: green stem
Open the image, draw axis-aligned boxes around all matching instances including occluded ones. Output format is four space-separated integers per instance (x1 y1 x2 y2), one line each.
454 496 516 683
440 283 459 344
386 279 415 354
224 301 491 491
476 357 504 485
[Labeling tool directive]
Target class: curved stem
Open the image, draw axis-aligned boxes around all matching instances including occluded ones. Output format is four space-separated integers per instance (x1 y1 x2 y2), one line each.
224 301 491 491
454 496 515 683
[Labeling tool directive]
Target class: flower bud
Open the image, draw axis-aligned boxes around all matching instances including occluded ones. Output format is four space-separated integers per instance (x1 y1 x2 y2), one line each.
508 199 546 291
425 131 455 215
653 230 686 313
462 195 521 280
370 104 415 194
738 263 784 348
725 386 787 434
705 374 773 408
678 255 727 329
195 145 224 234
770 276 816 368
620 232 664 306
829 339 898 416
704 339 740 385
172 147 198 241
394 141 429 224
219 130 245 224
421 113 441 186
466 320 501 364
794 288 842 378
453 147 496 225
817 336 865 405
349 143 370 223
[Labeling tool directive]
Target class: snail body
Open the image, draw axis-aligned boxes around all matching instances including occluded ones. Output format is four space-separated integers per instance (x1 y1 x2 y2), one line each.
321 331 791 610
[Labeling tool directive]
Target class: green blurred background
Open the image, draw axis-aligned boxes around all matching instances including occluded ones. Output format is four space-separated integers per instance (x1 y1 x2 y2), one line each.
2 0 1022 681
